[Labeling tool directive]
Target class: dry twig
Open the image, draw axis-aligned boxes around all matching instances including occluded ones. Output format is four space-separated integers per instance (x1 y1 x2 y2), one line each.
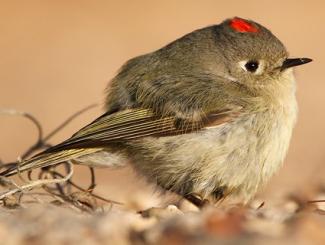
0 105 123 210
0 162 73 200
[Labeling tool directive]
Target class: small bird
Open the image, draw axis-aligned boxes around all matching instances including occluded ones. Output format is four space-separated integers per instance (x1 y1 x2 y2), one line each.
1 17 312 207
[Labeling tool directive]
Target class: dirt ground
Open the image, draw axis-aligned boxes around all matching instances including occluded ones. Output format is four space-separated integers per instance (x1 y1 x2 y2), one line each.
0 182 325 245
1 1 324 244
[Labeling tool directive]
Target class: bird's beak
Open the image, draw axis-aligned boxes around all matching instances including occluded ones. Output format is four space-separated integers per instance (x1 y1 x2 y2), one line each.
280 58 312 71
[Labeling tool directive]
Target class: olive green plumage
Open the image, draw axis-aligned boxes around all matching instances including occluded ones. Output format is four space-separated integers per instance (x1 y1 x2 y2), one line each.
1 17 311 206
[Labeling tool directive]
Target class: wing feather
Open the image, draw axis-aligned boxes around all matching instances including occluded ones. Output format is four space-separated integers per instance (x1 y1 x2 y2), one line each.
0 107 241 176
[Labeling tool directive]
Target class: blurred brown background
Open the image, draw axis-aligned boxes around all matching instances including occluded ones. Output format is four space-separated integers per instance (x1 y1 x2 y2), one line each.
0 0 324 205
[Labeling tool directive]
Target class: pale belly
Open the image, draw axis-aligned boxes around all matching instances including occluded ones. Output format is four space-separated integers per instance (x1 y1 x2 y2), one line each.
127 105 297 203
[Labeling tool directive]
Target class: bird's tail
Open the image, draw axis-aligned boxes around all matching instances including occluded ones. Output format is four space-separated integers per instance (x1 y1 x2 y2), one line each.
0 148 102 177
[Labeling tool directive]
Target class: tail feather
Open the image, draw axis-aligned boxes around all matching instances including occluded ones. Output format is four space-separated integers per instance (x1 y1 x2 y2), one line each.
0 148 102 177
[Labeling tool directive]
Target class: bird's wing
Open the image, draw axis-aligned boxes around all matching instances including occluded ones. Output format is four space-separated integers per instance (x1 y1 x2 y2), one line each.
49 107 240 150
0 107 241 177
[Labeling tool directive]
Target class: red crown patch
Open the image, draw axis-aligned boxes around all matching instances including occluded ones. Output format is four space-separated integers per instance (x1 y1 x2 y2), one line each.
229 18 259 33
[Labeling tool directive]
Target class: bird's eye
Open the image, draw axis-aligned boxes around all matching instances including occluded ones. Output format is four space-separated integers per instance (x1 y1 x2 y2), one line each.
245 60 259 72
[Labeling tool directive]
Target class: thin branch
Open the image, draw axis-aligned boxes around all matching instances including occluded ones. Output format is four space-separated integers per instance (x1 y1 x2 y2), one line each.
22 103 98 159
48 170 122 205
0 104 98 161
0 109 44 160
0 105 122 209
88 167 96 192
0 162 73 200
43 103 98 142
307 200 325 204
0 108 43 141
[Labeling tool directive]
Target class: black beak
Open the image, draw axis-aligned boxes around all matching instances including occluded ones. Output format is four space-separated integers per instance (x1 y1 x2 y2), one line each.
280 58 312 71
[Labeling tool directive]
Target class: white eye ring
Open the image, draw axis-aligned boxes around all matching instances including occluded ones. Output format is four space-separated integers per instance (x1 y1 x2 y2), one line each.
239 60 265 75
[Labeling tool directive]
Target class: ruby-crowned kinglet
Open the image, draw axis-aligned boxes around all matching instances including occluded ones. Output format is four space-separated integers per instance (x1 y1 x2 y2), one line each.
1 17 312 207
